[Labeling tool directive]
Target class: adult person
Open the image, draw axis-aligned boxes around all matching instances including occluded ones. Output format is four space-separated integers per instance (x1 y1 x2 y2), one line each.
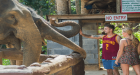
79 24 121 75
115 27 140 75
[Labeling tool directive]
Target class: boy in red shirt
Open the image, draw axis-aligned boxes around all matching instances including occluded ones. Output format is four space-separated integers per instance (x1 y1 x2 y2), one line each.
80 24 121 75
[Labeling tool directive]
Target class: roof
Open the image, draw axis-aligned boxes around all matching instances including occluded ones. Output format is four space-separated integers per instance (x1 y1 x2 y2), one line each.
46 13 140 23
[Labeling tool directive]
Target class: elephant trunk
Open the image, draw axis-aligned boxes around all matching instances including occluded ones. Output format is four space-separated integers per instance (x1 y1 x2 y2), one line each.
44 26 86 59
50 18 80 38
35 18 86 58
14 19 42 66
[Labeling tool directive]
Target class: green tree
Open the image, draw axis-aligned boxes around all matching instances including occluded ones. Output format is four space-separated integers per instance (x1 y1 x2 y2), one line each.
71 0 76 14
19 0 56 16
71 0 81 14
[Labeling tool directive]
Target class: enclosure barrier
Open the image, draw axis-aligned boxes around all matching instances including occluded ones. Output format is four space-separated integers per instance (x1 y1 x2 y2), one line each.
0 49 85 75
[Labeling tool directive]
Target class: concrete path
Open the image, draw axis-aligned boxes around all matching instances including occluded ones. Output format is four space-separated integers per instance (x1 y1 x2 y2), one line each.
85 67 136 75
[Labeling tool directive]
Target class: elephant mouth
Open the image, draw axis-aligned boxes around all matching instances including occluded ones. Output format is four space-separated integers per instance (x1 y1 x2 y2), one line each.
0 27 17 40
0 33 10 40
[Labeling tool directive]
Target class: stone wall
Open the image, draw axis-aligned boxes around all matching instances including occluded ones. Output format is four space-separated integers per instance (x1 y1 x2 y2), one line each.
81 22 99 70
82 23 98 64
47 20 79 55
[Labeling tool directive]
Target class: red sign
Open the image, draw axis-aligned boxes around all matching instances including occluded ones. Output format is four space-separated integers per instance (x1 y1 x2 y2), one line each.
105 14 127 21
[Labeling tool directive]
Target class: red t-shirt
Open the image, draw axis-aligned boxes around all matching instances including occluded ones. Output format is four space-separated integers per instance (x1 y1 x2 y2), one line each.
102 34 119 60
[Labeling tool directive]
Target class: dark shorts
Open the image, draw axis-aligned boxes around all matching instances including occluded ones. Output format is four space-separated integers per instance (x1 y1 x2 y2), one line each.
102 59 120 69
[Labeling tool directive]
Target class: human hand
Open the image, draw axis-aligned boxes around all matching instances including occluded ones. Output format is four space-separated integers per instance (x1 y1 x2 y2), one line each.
79 29 83 35
115 60 118 65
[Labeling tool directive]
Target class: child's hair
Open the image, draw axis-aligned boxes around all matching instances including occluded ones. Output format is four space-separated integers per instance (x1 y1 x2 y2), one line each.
123 27 139 47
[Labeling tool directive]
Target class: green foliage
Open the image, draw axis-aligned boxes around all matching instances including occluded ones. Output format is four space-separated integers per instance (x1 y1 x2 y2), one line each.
19 0 56 15
71 6 76 14
2 59 10 65
0 45 10 65
111 23 129 37
134 32 140 41
71 0 81 14
42 39 47 54
19 0 80 15
0 45 6 49
71 0 76 14
114 27 122 36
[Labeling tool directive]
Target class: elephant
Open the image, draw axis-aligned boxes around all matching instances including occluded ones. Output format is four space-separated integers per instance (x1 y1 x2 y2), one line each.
0 0 86 66
85 0 116 9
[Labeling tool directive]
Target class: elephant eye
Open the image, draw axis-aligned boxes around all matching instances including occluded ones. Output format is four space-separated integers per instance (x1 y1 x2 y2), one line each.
11 15 15 18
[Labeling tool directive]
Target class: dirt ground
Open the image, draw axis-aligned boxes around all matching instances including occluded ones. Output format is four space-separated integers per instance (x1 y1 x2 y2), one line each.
85 63 136 75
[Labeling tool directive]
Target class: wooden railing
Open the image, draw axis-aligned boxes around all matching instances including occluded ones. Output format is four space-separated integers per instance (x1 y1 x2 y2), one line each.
0 49 84 75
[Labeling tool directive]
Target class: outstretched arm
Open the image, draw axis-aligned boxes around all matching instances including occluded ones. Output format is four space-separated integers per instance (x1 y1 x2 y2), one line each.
79 29 103 39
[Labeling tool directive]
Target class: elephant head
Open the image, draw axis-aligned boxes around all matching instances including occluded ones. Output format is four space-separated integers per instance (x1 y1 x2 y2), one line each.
0 0 86 66
0 0 42 66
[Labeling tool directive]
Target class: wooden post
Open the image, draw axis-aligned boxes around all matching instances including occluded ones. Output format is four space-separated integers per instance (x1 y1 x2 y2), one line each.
97 23 100 70
54 67 72 75
0 51 3 65
56 0 69 15
81 0 90 14
75 0 81 14
68 0 71 14
116 0 120 13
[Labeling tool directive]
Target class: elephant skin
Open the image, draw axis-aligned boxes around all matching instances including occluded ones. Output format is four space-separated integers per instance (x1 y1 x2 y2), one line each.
0 0 86 66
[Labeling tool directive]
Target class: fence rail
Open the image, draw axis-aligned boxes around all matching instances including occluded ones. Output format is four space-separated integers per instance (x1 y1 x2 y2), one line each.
0 49 84 75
